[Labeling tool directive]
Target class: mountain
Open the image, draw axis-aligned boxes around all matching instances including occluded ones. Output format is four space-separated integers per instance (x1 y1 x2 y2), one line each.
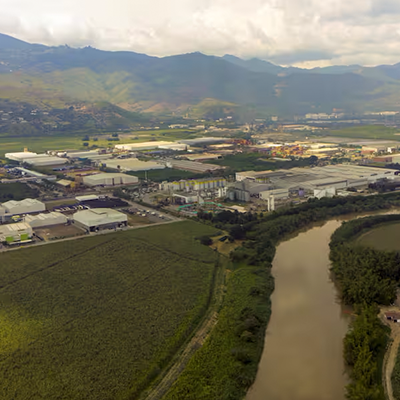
0 33 399 123
222 54 284 75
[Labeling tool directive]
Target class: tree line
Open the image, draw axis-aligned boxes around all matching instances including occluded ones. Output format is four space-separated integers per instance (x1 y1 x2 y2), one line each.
329 214 400 399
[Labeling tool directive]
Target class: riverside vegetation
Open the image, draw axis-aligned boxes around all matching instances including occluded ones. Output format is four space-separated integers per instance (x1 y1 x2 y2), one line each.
164 193 400 399
329 214 400 399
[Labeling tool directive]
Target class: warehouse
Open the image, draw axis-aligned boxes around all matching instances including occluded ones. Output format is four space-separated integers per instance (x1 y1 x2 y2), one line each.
25 212 68 228
73 208 128 232
83 173 139 187
102 158 165 172
0 198 45 215
0 222 33 244
165 159 223 173
115 141 176 151
5 151 38 162
24 155 67 167
159 177 227 192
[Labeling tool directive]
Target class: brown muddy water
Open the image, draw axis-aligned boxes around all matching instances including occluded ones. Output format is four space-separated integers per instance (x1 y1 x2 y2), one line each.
247 220 351 400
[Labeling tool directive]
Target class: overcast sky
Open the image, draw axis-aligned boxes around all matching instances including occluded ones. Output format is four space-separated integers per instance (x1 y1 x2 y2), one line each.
1 0 400 67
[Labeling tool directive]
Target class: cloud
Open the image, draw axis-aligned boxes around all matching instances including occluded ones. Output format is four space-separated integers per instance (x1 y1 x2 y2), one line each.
0 0 400 67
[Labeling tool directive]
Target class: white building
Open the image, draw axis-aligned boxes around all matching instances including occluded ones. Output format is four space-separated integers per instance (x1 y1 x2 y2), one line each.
0 198 45 215
115 141 176 151
160 177 227 192
25 212 68 228
73 208 128 232
5 152 38 162
24 155 67 167
0 222 33 243
83 173 139 187
103 158 165 172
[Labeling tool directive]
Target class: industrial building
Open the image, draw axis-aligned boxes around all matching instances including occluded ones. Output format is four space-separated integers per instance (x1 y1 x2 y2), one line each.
5 151 38 161
24 212 68 228
73 208 128 232
24 155 67 167
115 141 180 151
165 159 223 173
0 222 33 244
83 173 139 187
159 177 227 192
0 198 46 216
102 158 165 172
235 165 398 200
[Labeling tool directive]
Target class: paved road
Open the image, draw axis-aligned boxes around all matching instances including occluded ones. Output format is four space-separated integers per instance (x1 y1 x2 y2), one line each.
0 219 182 254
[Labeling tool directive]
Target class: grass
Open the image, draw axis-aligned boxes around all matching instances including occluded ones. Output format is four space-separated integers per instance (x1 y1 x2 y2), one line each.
328 125 400 141
0 221 218 399
355 222 400 251
0 129 197 157
0 182 39 201
164 264 274 400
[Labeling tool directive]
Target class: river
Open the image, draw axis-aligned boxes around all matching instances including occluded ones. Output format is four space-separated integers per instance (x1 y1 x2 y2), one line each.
247 220 350 400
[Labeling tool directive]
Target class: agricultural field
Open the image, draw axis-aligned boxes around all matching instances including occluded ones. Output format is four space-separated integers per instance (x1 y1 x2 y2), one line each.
0 182 39 201
0 128 192 157
327 125 400 140
355 222 400 251
0 221 218 399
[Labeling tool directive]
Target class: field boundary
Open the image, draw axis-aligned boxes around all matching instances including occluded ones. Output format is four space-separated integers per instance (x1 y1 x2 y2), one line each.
142 256 227 400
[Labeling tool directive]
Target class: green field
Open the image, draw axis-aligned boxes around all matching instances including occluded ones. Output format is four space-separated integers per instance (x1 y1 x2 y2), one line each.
0 129 193 157
328 125 400 140
355 222 400 251
0 182 39 201
0 221 218 399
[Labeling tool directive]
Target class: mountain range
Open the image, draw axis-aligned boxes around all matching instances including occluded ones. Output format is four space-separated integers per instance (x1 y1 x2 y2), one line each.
1 32 400 119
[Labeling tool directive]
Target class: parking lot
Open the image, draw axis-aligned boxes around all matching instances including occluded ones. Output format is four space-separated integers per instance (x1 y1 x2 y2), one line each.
121 206 171 226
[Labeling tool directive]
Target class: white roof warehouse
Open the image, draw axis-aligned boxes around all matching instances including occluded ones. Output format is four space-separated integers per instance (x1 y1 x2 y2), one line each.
73 209 128 232
83 173 139 187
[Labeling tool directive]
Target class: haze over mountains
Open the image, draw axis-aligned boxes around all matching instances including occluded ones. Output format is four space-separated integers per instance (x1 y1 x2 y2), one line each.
1 32 400 118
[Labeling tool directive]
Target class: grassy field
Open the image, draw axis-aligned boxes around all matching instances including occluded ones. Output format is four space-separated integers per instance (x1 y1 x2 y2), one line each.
328 125 400 140
0 221 218 399
0 129 193 157
355 222 400 251
164 264 273 400
0 182 39 201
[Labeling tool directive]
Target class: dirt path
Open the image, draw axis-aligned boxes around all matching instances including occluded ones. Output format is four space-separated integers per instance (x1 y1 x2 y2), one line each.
385 335 400 400
380 307 400 400
143 258 226 400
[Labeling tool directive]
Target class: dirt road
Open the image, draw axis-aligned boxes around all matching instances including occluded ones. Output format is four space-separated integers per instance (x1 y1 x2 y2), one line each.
381 307 400 400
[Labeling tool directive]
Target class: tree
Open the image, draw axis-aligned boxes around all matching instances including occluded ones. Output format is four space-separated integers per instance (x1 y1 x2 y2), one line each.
83 142 89 147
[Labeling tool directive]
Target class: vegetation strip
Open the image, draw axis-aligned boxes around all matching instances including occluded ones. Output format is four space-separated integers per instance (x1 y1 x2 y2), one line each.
329 214 400 399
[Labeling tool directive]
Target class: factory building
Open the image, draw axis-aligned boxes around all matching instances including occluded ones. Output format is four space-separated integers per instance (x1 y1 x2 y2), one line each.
24 156 67 166
0 222 33 244
5 151 38 162
73 208 128 232
83 173 139 187
115 141 177 151
102 158 165 172
159 177 227 192
24 212 68 228
234 165 399 201
0 198 46 215
165 159 223 173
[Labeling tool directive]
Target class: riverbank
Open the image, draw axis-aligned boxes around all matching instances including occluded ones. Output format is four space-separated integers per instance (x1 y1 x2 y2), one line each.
161 194 400 399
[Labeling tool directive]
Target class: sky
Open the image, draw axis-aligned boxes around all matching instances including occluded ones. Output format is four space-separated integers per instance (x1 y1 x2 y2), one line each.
1 0 400 67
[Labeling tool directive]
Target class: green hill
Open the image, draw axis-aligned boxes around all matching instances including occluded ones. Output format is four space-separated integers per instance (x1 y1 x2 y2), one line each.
1 32 400 124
